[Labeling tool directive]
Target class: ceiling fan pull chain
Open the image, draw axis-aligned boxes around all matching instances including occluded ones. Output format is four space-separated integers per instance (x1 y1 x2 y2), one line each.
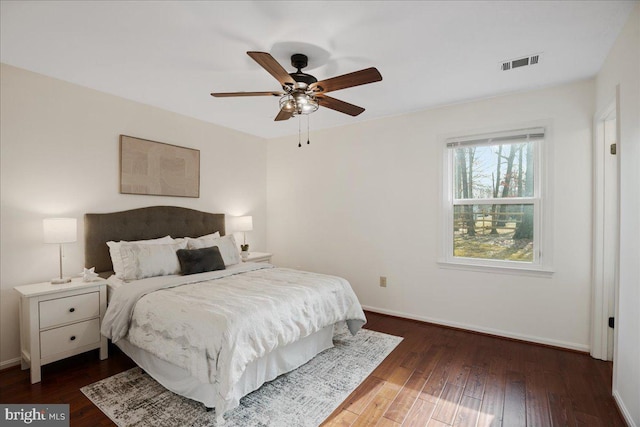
307 115 310 145
298 116 302 148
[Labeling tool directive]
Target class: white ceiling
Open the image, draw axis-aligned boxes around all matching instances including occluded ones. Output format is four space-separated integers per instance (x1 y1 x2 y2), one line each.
1 1 636 139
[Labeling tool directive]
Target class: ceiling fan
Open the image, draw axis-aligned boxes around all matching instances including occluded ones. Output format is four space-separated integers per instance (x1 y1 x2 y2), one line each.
211 51 383 121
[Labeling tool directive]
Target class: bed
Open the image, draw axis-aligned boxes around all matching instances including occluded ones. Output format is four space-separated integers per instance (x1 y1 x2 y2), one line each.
85 206 366 422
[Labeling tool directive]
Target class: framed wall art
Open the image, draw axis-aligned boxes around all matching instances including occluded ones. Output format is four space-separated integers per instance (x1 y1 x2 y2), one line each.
119 135 200 198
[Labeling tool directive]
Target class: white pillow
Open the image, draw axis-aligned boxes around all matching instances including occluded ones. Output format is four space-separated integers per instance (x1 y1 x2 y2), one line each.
107 235 174 279
118 241 188 281
186 234 240 266
198 231 221 239
181 231 220 247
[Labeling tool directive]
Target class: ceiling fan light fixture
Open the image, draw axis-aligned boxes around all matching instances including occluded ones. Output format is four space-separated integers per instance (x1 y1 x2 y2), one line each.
301 100 319 114
294 92 308 103
279 92 318 115
280 95 296 112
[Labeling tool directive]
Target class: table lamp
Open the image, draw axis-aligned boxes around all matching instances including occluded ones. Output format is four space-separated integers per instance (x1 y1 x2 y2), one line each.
235 216 253 254
43 218 77 284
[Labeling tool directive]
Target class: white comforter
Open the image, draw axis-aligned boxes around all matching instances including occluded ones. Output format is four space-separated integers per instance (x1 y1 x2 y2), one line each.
101 263 366 417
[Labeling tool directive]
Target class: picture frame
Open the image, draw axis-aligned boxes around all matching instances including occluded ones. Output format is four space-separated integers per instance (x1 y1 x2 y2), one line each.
119 135 200 198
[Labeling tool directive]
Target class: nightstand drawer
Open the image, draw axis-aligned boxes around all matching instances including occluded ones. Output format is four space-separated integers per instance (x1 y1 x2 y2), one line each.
40 318 100 358
39 292 100 329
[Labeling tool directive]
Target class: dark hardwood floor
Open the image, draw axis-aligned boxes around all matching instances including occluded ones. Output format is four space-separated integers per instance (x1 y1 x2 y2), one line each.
0 311 625 426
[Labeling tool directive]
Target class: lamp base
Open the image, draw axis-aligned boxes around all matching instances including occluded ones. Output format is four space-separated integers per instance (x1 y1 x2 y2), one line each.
51 277 71 285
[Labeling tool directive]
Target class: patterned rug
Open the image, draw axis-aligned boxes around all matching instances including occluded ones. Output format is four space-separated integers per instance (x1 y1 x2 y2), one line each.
81 328 402 426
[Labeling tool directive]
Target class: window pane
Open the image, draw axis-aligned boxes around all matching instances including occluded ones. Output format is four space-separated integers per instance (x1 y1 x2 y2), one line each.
453 204 534 262
453 141 534 199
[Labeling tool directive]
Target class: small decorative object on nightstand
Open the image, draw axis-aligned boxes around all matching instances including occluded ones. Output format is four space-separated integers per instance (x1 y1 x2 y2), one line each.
43 218 77 284
14 278 108 384
242 252 272 263
81 267 99 282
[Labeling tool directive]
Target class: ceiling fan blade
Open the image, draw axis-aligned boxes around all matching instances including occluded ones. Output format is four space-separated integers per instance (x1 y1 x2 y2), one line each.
316 95 365 116
247 51 296 87
211 91 283 97
274 108 294 121
310 67 382 93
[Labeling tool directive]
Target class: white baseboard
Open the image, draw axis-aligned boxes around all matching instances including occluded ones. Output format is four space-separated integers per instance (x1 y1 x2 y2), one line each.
361 305 590 353
613 390 638 427
0 357 21 370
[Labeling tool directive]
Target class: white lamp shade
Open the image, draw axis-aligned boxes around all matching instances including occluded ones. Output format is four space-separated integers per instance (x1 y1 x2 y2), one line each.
43 218 77 243
234 216 253 232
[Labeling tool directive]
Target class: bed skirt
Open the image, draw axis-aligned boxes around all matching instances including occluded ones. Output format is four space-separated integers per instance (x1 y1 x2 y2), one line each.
115 324 335 412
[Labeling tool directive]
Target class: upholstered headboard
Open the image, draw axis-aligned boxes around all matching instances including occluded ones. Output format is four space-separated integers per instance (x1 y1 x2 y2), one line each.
85 206 225 275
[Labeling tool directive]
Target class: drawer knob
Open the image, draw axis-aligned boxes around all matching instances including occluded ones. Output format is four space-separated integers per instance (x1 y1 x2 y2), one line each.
70 336 76 341
69 308 75 313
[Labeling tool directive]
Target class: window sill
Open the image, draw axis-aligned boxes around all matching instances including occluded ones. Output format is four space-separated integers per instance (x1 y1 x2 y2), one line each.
437 259 554 277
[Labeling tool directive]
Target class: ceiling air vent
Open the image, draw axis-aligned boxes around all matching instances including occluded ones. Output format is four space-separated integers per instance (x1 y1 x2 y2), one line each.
500 53 542 71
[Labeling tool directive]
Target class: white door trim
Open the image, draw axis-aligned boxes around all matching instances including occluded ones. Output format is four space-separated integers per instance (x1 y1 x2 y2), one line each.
590 90 619 361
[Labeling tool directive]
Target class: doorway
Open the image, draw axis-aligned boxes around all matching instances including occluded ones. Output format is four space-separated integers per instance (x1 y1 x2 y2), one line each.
591 94 619 361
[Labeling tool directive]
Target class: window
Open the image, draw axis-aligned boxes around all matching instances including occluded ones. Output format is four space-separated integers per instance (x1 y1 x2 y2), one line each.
441 127 552 274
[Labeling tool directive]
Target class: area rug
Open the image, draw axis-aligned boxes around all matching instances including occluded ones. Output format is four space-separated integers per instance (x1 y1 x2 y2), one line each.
81 328 402 426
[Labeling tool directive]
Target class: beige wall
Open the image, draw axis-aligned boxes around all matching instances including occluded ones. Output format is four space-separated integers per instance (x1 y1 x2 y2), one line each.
267 79 595 351
0 64 268 366
595 4 640 426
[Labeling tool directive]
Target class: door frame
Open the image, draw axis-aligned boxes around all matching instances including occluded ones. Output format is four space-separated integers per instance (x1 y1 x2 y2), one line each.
590 88 620 361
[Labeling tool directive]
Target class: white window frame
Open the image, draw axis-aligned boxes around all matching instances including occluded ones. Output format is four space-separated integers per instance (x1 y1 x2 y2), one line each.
439 126 554 276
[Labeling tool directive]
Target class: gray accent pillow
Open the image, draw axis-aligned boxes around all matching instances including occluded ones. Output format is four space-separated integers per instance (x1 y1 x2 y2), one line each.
177 246 226 275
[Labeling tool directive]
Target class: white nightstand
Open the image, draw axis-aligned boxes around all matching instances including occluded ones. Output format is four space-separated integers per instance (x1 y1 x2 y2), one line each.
242 252 273 263
15 278 108 384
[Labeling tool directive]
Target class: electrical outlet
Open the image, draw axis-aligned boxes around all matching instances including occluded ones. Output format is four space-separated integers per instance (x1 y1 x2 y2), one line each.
379 276 387 287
